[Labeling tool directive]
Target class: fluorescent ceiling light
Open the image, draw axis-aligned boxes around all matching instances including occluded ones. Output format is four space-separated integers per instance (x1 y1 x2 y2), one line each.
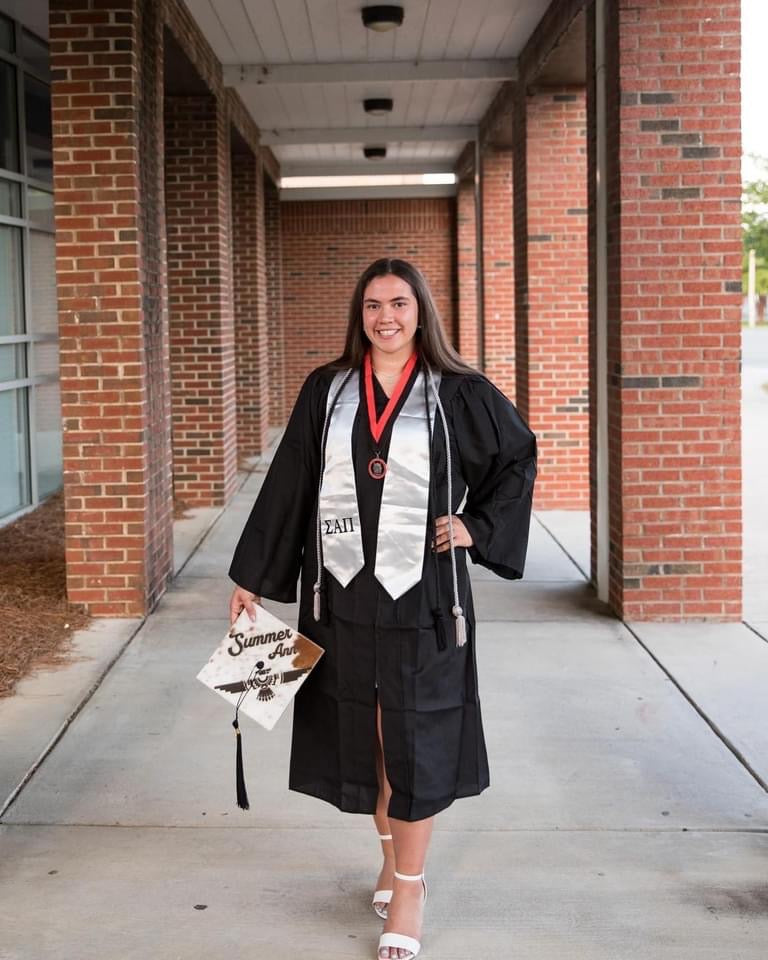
281 174 457 189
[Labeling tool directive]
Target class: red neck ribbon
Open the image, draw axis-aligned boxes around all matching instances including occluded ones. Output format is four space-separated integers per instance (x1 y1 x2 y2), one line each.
364 349 419 445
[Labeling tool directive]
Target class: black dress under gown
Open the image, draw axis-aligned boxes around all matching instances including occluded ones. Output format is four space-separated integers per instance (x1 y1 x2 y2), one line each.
228 356 538 822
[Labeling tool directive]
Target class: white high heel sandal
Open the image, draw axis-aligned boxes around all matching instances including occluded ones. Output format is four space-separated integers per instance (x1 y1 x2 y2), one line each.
377 870 428 959
372 833 393 919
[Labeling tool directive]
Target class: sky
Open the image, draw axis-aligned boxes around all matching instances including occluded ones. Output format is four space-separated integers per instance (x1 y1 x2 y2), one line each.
742 0 768 182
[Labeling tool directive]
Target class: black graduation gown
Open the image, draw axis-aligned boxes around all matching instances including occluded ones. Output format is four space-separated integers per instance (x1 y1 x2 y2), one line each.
228 358 537 822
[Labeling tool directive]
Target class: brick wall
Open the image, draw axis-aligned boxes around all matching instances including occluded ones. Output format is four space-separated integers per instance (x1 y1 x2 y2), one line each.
480 147 515 400
264 175 286 425
596 0 742 618
232 149 269 458
138 0 174 611
456 177 479 366
280 198 457 405
164 94 238 505
50 0 173 616
524 87 589 509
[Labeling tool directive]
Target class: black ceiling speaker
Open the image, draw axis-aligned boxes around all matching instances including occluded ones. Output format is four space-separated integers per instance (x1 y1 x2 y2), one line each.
364 98 394 115
361 6 404 31
363 146 387 159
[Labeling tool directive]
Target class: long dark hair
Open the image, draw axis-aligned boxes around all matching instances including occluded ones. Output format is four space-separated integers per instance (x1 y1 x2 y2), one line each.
327 258 480 375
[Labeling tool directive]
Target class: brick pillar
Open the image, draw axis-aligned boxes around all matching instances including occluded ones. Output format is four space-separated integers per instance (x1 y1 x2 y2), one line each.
51 0 173 617
523 87 589 510
456 176 479 366
588 0 742 619
164 94 237 505
231 148 269 458
480 146 515 398
264 175 285 426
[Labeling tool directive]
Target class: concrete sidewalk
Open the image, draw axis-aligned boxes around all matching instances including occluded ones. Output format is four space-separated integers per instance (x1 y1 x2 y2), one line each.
2 453 768 959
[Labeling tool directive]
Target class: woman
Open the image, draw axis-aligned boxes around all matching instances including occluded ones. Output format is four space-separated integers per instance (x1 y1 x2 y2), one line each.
228 258 537 960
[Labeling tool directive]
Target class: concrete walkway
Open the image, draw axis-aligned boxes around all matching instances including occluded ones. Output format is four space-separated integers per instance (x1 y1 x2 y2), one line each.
2 349 768 958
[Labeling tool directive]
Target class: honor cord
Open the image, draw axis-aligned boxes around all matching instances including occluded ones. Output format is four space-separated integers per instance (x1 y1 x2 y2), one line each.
426 366 466 647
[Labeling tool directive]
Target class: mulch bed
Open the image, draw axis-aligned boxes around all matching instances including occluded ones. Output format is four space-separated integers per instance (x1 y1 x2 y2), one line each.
0 490 194 699
0 490 90 699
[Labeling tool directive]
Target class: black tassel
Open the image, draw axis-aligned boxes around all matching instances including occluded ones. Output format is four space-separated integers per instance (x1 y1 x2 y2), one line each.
432 606 448 651
233 714 250 810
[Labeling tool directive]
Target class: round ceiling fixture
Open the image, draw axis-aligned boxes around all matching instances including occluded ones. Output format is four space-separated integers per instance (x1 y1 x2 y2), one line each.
361 6 404 32
363 98 394 115
363 146 387 160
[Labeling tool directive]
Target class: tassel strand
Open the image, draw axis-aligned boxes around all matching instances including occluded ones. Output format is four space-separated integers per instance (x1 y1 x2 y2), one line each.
233 715 250 810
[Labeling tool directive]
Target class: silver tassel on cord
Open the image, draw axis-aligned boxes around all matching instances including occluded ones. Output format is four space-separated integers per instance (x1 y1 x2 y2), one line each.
452 605 467 648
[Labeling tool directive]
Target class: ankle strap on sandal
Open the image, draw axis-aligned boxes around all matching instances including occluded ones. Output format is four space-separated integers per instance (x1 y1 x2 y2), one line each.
378 833 393 840
393 870 424 881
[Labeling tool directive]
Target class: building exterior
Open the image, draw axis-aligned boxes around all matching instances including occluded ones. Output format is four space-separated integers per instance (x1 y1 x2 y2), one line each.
0 0 743 623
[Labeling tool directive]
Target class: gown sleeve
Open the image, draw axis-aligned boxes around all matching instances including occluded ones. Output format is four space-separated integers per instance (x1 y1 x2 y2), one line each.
452 375 538 580
228 369 326 602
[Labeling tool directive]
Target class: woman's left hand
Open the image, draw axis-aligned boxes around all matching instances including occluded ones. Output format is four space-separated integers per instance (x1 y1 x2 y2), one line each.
431 515 473 552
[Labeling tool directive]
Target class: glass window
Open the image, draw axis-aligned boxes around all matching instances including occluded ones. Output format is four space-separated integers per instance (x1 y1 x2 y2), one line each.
27 186 53 230
28 230 57 335
0 61 19 172
0 386 30 518
24 74 52 183
34 378 61 498
21 30 49 80
0 343 26 381
0 16 60 511
0 225 24 334
0 178 21 217
0 15 13 53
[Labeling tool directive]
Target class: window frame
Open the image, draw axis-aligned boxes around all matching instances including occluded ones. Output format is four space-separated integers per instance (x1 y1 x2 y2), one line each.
0 13 57 523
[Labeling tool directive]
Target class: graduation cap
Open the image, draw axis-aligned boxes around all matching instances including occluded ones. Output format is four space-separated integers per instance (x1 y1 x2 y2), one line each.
197 606 324 810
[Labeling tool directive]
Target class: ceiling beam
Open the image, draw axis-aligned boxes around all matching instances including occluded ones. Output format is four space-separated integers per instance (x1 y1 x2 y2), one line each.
280 161 457 177
224 59 518 86
260 125 476 146
280 184 458 201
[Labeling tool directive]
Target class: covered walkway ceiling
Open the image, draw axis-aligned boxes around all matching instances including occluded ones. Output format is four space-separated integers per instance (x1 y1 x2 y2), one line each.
183 0 553 182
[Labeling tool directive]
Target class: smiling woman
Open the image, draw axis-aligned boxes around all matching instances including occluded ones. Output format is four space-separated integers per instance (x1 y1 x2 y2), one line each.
228 257 538 960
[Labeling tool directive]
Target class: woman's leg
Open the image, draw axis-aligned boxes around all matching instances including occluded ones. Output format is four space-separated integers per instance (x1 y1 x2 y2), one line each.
372 700 395 914
375 699 433 960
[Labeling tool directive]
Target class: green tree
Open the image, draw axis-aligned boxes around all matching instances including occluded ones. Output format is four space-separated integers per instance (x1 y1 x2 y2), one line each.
743 155 768 295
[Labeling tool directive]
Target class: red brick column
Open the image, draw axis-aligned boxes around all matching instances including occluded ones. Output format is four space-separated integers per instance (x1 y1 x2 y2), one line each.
480 146 515 398
231 149 269 457
524 87 589 509
50 0 173 617
590 0 742 619
164 94 237 505
264 175 286 426
456 176 479 366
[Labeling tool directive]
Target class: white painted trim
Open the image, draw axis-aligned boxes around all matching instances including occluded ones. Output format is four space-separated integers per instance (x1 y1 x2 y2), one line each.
595 0 610 604
279 184 457 201
224 59 518 87
261 125 477 146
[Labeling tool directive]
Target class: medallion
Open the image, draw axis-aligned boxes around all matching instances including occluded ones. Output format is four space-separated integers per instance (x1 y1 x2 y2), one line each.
368 456 387 479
